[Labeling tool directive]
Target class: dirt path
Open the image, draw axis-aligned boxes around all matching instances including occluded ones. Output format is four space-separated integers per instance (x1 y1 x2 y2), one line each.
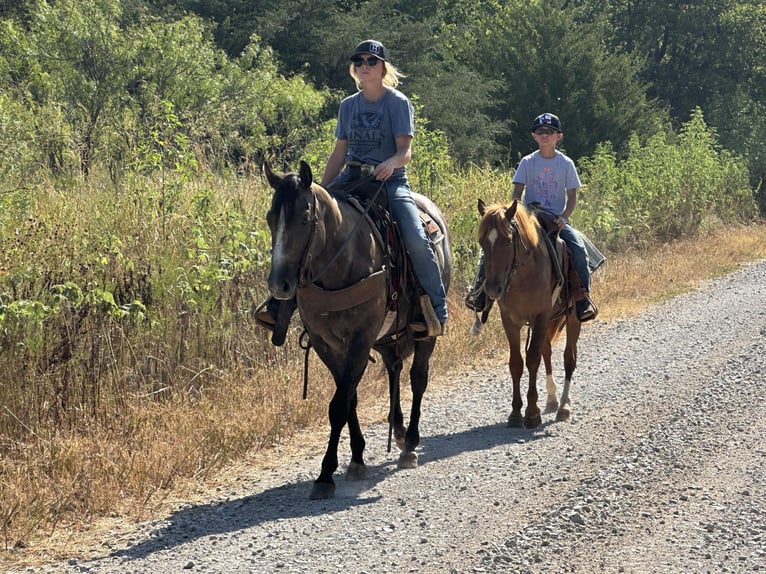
30 260 766 574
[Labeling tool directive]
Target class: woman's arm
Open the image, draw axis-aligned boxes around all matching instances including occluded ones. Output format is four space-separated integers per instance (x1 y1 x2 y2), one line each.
320 139 348 187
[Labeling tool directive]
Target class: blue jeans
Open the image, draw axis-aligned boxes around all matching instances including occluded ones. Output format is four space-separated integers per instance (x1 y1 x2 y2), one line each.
331 171 448 323
559 224 590 292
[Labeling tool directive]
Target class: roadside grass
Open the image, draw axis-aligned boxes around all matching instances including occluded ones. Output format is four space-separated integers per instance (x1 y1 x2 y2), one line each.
3 221 765 570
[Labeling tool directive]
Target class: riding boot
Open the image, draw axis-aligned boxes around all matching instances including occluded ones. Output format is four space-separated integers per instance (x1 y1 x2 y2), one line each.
576 295 598 322
255 297 297 346
464 257 488 312
566 263 598 322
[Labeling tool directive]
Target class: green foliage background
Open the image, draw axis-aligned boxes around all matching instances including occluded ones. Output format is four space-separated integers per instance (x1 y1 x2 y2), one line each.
0 0 761 444
0 0 762 545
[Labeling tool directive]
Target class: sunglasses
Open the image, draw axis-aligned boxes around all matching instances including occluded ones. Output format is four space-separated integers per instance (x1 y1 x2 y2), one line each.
352 56 381 68
534 128 557 135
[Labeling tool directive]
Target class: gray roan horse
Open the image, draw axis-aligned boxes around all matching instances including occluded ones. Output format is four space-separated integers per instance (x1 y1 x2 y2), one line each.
263 160 451 499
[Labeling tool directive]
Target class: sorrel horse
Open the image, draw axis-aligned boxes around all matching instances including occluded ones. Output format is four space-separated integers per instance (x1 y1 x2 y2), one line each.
477 199 580 428
263 160 451 499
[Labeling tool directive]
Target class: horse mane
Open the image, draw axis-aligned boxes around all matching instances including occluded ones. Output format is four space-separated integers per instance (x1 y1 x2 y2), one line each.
478 202 541 249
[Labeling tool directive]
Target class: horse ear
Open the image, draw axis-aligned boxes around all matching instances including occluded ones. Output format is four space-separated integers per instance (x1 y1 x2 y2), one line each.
505 199 518 223
263 161 282 190
299 160 314 188
477 198 486 216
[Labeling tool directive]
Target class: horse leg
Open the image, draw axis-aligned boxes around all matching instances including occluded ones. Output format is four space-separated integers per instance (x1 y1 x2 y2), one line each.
398 338 436 469
311 389 345 500
556 318 581 422
311 348 370 500
345 389 368 481
502 317 525 428
522 317 548 429
542 322 559 414
375 345 407 451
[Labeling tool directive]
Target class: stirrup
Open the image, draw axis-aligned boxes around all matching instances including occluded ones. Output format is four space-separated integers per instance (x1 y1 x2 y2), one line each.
464 289 487 312
411 321 445 339
254 306 276 331
576 298 598 322
255 298 296 346
418 294 442 337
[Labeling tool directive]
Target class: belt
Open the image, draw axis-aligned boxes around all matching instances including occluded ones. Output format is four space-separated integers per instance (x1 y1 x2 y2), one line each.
346 162 375 177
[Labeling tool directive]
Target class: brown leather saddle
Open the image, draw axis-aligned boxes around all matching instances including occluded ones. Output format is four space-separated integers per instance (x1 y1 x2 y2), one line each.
329 178 443 316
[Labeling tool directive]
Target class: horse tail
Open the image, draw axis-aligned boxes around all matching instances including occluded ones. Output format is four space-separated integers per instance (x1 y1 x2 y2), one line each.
547 315 567 346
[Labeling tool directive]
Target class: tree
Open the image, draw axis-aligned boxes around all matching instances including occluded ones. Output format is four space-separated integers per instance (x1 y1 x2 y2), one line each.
28 0 131 176
594 0 766 199
456 1 663 164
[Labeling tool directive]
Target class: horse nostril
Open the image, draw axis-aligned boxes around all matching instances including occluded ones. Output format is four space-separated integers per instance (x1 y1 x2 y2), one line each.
486 285 502 299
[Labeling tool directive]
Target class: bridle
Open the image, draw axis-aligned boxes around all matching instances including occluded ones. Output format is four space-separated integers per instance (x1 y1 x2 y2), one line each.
289 179 386 288
485 216 529 294
295 186 319 288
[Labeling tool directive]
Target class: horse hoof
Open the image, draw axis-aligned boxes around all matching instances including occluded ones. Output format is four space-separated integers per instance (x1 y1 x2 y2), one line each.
309 481 336 500
346 461 368 481
507 415 524 428
398 451 418 469
543 400 559 414
556 408 571 422
524 414 542 428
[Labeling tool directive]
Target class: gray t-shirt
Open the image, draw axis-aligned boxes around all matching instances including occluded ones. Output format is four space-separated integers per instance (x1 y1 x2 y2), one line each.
335 88 414 178
512 150 581 216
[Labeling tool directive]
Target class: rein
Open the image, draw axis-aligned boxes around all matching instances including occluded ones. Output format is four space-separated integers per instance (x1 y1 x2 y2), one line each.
300 178 386 287
503 219 527 289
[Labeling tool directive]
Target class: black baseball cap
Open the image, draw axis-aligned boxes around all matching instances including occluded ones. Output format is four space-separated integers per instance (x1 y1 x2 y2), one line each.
530 113 562 132
350 40 388 62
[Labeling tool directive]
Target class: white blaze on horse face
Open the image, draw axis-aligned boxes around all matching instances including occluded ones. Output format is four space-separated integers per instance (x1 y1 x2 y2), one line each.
486 227 500 249
271 205 290 270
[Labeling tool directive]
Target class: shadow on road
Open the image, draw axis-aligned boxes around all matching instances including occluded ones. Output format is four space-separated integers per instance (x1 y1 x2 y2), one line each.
104 419 553 563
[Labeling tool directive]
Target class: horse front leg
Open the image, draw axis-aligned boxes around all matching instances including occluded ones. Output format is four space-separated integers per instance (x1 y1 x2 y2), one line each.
522 317 548 428
311 387 345 499
503 319 525 428
311 352 370 499
542 320 561 414
345 389 368 481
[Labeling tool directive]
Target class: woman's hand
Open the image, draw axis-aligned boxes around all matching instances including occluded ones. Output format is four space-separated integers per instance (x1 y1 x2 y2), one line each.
373 159 396 181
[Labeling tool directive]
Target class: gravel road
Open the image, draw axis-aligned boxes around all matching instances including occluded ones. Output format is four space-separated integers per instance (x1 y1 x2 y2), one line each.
43 259 766 574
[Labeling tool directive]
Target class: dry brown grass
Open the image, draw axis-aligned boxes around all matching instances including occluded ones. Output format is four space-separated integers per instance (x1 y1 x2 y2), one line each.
4 223 766 570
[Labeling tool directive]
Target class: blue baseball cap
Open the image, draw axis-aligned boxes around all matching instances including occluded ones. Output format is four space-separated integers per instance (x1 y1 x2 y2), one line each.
530 113 562 132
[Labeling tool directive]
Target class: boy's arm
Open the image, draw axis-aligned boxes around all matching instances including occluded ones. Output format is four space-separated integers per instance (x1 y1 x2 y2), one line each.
560 187 578 222
511 183 524 201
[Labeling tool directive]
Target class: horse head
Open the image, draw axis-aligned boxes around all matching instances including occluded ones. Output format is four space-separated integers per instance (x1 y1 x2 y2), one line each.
477 198 525 301
263 160 318 300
